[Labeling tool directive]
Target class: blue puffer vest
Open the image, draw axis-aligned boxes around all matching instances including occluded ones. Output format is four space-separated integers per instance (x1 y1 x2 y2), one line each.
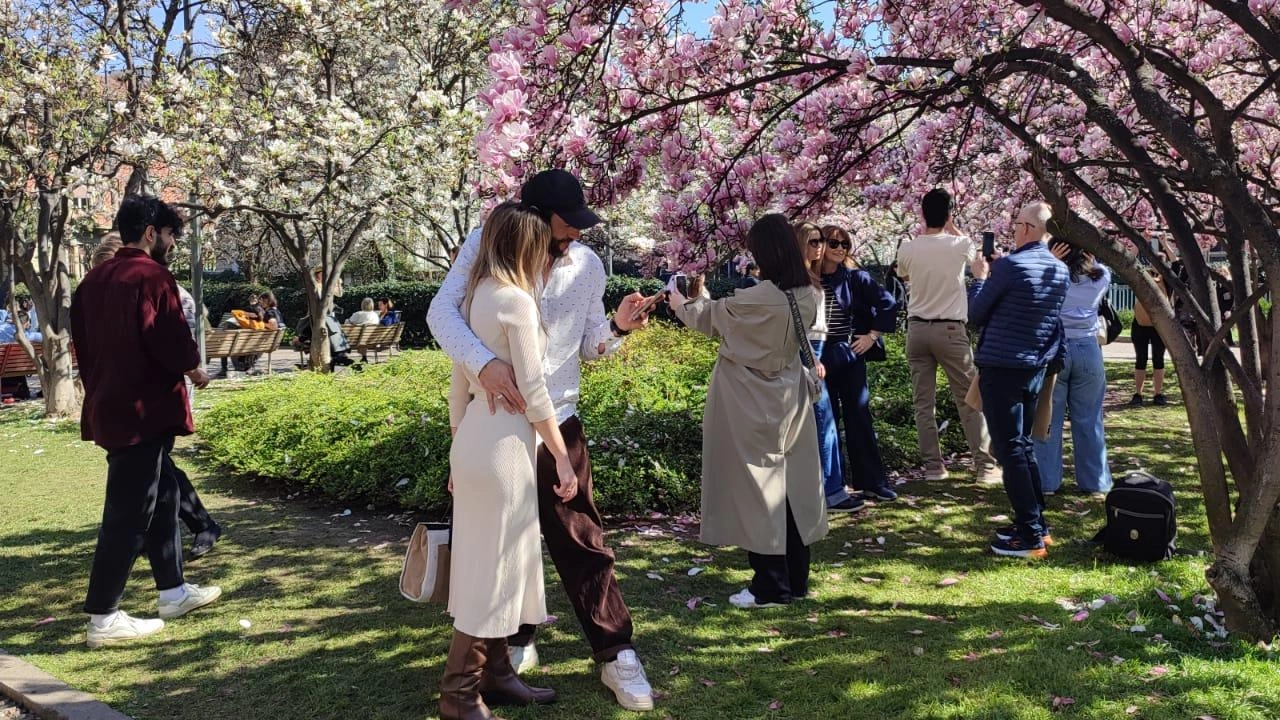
968 242 1070 369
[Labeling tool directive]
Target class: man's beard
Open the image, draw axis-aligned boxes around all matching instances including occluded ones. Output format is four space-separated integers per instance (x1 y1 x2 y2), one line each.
547 236 571 259
151 242 174 266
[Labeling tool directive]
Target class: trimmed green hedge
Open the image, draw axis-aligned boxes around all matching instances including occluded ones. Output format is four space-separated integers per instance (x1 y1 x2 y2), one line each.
199 324 963 514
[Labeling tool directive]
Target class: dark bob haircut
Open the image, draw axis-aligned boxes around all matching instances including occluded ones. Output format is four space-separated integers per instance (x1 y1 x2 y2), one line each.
745 214 817 291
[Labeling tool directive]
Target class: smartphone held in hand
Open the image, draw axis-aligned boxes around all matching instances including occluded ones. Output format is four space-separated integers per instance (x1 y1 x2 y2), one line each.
982 231 996 260
667 273 690 297
630 290 668 321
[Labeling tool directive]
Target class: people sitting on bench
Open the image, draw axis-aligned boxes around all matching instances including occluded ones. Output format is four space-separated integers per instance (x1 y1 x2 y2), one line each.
292 312 354 370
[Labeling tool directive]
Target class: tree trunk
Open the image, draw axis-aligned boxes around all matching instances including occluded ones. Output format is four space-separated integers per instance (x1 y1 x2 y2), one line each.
304 288 331 372
39 332 79 417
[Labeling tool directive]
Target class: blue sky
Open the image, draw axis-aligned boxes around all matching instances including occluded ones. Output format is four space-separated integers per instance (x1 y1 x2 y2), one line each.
678 1 837 33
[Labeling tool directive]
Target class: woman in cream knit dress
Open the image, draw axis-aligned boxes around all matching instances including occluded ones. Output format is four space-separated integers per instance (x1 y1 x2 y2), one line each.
440 202 579 720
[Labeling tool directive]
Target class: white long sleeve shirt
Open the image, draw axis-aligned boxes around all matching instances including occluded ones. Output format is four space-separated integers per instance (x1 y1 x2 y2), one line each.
427 228 623 424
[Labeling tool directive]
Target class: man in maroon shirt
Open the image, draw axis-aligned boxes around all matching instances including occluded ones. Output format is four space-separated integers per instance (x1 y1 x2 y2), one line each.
71 195 222 648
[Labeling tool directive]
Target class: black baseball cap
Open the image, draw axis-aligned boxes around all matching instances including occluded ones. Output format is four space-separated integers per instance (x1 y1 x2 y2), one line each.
520 169 601 230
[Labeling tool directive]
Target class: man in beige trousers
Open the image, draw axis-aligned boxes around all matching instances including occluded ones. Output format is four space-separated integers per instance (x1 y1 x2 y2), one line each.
896 189 1000 484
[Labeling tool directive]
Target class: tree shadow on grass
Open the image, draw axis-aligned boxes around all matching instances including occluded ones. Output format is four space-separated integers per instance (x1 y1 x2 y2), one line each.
0 439 1267 719
0 504 1271 720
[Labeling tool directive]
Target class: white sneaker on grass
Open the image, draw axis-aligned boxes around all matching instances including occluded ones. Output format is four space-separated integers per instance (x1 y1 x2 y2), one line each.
158 583 222 619
601 649 654 711
508 643 539 675
86 612 164 648
976 465 1004 485
728 588 784 609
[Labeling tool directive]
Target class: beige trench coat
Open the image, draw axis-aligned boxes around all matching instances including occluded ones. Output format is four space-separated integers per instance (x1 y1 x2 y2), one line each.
674 281 829 555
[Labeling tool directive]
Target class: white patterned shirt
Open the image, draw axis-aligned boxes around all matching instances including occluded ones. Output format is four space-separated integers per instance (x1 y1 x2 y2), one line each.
427 228 623 424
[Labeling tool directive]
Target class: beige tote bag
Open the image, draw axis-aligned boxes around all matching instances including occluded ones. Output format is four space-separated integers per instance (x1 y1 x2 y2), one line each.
399 521 451 604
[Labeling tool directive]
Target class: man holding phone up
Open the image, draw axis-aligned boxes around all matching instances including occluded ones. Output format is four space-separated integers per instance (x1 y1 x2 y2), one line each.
427 170 655 711
896 189 999 484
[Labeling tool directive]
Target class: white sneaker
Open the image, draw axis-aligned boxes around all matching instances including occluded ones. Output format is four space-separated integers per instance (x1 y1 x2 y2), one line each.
728 589 784 609
508 643 539 675
976 465 1004 485
158 583 222 619
601 649 654 711
924 467 950 481
85 612 164 648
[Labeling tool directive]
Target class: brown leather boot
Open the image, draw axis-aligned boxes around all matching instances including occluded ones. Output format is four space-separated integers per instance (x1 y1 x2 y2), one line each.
439 631 504 720
478 637 557 706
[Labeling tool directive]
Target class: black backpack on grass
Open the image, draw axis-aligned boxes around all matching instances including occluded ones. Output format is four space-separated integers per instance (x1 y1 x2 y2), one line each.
1092 471 1176 561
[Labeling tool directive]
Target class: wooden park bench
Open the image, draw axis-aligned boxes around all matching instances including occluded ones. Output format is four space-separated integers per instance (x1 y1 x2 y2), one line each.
204 328 285 375
342 323 404 363
0 342 78 379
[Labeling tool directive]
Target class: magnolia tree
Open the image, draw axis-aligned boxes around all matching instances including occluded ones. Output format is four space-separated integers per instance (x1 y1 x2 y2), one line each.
189 0 499 367
0 0 209 417
468 0 1280 639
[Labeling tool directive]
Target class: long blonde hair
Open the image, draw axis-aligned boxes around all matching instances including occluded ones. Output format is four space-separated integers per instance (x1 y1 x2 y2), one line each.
463 201 551 319
90 231 123 268
793 221 823 278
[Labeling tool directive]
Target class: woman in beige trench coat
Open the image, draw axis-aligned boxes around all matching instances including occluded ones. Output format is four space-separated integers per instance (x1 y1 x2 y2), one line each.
669 214 829 609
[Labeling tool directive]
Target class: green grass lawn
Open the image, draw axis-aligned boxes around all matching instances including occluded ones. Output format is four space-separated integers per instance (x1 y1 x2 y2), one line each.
1 364 1277 720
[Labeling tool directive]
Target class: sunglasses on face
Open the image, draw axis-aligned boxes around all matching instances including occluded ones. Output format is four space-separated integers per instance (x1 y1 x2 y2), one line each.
806 238 824 248
824 238 852 250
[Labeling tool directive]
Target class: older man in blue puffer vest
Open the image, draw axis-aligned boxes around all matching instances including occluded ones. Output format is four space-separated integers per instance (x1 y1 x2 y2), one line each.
968 201 1069 559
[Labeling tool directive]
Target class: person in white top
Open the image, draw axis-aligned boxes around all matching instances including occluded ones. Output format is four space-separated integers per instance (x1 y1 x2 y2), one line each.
427 169 655 711
347 297 382 325
794 221 863 513
895 189 998 483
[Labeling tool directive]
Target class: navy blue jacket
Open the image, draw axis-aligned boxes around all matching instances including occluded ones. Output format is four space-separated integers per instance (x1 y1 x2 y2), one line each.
968 242 1069 369
824 266 898 338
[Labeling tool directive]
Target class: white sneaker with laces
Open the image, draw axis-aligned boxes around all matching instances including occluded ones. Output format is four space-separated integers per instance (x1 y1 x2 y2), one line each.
86 612 164 648
924 467 950 481
976 465 1004 485
728 588 784 609
601 649 654 711
158 583 223 619
508 643 539 675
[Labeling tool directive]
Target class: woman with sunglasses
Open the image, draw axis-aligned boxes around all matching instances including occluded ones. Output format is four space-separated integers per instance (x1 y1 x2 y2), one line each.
795 222 864 513
818 225 900 503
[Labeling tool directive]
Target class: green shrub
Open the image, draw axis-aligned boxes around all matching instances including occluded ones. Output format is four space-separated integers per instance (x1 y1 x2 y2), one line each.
603 275 665 313
866 335 967 470
577 323 718 512
201 352 456 510
200 325 965 513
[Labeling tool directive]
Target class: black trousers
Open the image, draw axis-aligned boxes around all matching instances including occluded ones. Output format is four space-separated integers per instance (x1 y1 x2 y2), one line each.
747 501 810 604
508 417 635 663
825 358 890 492
83 436 185 614
171 456 217 536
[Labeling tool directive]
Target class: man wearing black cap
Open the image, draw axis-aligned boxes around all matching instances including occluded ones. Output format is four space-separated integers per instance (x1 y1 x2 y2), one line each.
428 169 654 711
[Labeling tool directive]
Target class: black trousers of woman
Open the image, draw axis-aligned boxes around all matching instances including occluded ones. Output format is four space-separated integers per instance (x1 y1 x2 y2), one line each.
825 357 891 493
746 501 810 604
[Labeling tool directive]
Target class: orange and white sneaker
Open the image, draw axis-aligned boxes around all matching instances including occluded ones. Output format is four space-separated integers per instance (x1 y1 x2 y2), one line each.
990 535 1048 559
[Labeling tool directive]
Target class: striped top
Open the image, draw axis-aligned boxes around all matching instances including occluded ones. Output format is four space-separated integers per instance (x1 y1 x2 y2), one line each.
821 274 852 340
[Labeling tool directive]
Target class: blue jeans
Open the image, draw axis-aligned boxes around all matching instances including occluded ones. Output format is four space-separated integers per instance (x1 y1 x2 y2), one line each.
1034 337 1112 494
979 367 1047 542
811 341 849 505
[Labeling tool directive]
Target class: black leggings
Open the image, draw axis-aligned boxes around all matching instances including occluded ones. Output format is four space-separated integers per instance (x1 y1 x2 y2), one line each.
1132 321 1165 371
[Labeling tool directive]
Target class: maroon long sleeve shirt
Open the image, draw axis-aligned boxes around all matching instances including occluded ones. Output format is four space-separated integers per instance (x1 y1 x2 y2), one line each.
70 247 200 450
